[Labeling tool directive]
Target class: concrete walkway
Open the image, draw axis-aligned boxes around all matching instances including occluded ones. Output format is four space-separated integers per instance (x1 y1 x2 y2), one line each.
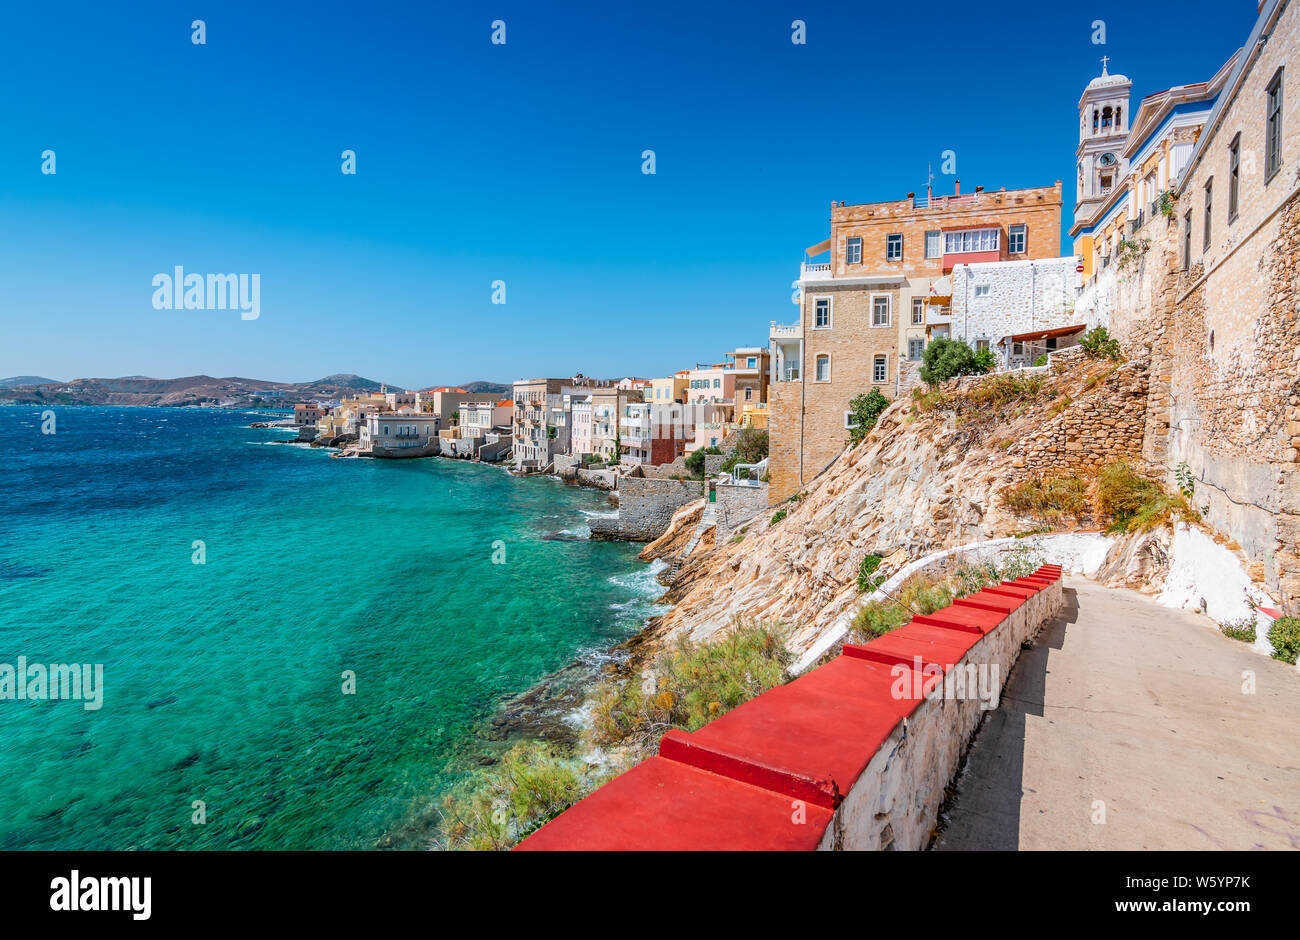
935 577 1300 850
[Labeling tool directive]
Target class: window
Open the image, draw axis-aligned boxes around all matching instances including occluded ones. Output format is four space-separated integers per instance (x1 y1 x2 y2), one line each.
1228 134 1240 223
1266 67 1284 182
908 338 924 360
872 356 887 383
813 297 831 328
713 378 720 388
815 355 830 382
846 236 862 264
1012 341 1024 356
1183 210 1192 270
911 297 925 324
974 339 990 353
1203 178 1213 251
974 285 990 298
1008 224 1027 254
886 234 903 261
744 386 753 401
924 230 942 259
871 295 890 327
944 228 1000 253
746 356 757 369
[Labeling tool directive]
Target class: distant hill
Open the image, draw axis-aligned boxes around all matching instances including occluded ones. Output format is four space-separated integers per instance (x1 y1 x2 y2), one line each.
0 376 60 388
312 373 383 390
460 381 510 395
0 372 395 408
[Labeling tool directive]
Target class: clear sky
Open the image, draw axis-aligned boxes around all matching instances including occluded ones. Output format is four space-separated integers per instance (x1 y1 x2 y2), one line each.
1 0 1253 388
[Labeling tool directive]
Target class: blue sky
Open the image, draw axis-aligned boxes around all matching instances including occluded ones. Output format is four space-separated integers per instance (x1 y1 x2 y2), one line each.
1 0 1253 388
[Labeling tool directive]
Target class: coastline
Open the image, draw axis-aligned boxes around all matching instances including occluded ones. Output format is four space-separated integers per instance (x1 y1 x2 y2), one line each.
246 416 669 848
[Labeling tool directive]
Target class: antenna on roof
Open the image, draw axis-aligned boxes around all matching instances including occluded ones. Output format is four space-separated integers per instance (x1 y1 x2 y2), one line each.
927 162 934 202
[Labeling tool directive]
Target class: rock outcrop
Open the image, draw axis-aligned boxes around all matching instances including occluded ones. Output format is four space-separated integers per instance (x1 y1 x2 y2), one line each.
647 356 1157 661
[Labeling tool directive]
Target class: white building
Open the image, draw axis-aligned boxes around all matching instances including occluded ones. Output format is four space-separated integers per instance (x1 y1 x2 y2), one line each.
947 257 1084 369
359 413 440 458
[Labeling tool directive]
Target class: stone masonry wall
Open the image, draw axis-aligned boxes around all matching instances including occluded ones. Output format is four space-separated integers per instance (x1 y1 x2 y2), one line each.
715 483 770 540
1010 356 1150 474
598 476 706 542
1086 2 1300 610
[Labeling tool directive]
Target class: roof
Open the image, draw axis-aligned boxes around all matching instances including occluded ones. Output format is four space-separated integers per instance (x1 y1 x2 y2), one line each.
429 386 468 394
1007 324 1086 342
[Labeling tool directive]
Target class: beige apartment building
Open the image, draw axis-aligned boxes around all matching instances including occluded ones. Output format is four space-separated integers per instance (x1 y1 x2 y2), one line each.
768 180 1063 502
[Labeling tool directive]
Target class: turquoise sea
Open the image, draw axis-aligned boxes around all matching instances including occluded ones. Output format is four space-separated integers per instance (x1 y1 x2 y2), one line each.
0 407 663 849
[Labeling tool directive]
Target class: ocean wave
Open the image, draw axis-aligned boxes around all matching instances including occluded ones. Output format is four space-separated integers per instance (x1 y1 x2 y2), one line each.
607 559 668 601
578 508 617 520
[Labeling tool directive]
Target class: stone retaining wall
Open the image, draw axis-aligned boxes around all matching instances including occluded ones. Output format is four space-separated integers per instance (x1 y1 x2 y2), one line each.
517 565 1065 850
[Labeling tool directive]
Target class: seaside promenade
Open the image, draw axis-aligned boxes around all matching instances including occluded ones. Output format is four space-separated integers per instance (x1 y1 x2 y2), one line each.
936 578 1300 850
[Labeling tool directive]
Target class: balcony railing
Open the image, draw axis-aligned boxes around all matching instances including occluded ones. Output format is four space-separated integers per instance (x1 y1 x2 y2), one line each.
770 321 801 338
799 262 833 281
912 192 978 210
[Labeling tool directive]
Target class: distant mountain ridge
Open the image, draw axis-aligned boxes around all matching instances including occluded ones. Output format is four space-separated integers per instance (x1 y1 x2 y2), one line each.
459 381 510 395
0 373 512 407
0 376 60 388
0 373 393 408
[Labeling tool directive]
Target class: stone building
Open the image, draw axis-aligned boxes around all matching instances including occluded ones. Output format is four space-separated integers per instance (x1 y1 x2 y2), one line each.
768 180 1063 502
947 257 1084 369
1077 0 1300 612
1071 54 1241 279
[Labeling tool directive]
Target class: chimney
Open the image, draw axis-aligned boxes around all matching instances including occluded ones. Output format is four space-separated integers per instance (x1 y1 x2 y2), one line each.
954 179 961 196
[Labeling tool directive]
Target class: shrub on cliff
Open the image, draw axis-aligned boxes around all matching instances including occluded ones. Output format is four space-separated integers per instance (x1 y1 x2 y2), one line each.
919 338 993 385
1001 475 1090 526
846 389 890 446
588 620 792 746
1097 461 1199 532
850 573 954 642
438 741 603 851
1267 617 1300 665
684 445 721 479
856 554 884 593
1079 326 1122 361
720 428 768 475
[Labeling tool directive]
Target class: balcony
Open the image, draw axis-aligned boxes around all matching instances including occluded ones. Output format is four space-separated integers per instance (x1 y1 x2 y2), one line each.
799 262 834 282
770 321 801 339
927 306 953 325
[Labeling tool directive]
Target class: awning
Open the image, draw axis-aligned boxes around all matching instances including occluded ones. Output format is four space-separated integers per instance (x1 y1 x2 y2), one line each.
928 275 952 296
804 238 831 257
1007 324 1086 343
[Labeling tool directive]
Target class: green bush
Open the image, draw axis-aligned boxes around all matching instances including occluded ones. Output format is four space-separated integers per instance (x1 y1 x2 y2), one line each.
857 554 884 594
846 389 891 446
770 508 787 525
438 741 596 851
1219 618 1257 643
1097 461 1199 532
851 600 908 640
1001 474 1090 524
589 621 792 743
1079 326 1122 361
919 338 993 386
684 445 721 478
1267 617 1300 664
1033 353 1048 366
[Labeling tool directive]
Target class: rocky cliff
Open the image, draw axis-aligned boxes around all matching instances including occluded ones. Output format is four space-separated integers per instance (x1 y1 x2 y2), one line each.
645 352 1156 660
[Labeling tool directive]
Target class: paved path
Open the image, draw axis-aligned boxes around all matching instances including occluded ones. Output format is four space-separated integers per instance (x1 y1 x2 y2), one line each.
935 577 1300 850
